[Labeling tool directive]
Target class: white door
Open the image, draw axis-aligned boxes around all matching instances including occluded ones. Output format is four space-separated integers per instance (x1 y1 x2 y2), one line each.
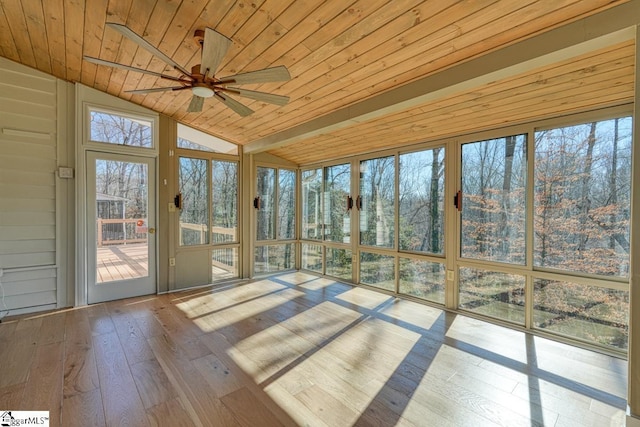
87 151 157 303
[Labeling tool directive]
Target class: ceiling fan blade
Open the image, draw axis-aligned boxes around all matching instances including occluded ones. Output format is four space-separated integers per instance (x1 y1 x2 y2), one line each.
200 28 231 78
218 65 291 85
214 93 253 117
126 86 191 94
83 56 190 83
106 22 191 77
222 87 289 106
187 95 205 113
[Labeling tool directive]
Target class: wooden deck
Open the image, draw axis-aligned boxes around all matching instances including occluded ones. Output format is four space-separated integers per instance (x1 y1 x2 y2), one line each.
0 272 628 426
97 243 148 283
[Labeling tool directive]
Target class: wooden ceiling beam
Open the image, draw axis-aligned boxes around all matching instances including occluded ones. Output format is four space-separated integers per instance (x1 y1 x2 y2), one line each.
244 0 640 155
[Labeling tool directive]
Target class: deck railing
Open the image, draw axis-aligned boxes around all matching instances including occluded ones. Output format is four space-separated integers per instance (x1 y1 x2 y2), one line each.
97 218 147 246
179 222 236 245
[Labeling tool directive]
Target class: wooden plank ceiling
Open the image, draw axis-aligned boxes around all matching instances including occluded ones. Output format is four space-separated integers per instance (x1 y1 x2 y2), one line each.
0 0 634 164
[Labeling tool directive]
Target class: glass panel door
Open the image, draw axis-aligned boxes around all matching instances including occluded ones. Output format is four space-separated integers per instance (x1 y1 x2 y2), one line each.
87 152 156 303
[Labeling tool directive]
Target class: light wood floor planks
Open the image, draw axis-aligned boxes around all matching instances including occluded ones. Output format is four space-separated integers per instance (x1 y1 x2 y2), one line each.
0 272 628 426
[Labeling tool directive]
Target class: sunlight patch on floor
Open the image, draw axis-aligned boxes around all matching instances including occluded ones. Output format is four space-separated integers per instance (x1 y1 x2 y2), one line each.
295 277 344 291
335 287 394 310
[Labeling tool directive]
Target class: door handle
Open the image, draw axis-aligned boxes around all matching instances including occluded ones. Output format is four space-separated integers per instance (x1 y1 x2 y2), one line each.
148 228 156 234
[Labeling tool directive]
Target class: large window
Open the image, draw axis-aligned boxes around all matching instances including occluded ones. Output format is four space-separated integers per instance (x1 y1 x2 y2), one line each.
456 115 631 351
255 166 296 275
294 111 631 353
531 116 632 351
534 118 632 277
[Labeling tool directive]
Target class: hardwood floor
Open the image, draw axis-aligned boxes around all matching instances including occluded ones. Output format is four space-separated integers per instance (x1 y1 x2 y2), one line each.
0 272 628 426
97 243 148 283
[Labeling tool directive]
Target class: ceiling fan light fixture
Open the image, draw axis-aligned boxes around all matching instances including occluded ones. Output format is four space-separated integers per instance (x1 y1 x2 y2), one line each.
192 85 214 98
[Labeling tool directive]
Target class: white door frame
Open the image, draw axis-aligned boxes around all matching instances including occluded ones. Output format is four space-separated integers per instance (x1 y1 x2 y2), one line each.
86 151 157 303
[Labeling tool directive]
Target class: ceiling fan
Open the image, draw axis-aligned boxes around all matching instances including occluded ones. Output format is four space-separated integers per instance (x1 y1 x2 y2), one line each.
84 23 291 116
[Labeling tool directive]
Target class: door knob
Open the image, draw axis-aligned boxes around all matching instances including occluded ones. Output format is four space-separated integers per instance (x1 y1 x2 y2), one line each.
148 228 156 234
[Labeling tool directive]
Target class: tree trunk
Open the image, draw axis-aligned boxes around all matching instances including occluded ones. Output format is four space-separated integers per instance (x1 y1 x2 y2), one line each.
429 148 442 253
609 118 619 250
578 122 596 253
500 136 516 257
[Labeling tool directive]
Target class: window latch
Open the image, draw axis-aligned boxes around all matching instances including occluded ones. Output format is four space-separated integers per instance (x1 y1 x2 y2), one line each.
346 196 353 212
454 190 462 211
355 195 362 211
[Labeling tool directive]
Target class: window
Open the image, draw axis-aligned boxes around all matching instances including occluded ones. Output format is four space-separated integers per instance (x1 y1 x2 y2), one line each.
534 117 632 277
177 123 238 154
531 115 632 351
179 157 209 246
360 156 395 248
179 157 239 247
459 267 525 324
399 258 445 304
533 279 628 350
455 115 631 351
302 243 322 273
89 110 153 148
326 248 352 281
256 167 276 241
278 169 296 240
176 124 240 283
461 135 527 264
302 169 322 240
399 148 444 254
255 244 295 274
324 164 351 243
256 167 295 241
212 160 238 243
255 166 297 275
360 252 395 291
301 164 352 280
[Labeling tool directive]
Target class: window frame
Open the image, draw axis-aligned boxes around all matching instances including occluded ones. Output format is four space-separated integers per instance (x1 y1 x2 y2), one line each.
174 133 241 283
253 163 298 277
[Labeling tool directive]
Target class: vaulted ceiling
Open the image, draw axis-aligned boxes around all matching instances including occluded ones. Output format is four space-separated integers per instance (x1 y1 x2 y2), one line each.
0 0 637 164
